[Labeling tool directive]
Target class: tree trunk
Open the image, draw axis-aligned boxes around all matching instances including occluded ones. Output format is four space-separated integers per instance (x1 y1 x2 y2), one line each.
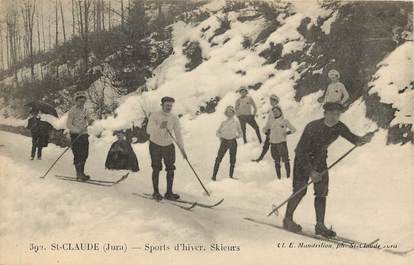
72 0 76 37
55 0 59 48
60 0 67 43
108 1 111 30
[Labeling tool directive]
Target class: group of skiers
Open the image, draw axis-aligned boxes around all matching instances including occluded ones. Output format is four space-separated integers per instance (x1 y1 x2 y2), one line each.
29 69 376 237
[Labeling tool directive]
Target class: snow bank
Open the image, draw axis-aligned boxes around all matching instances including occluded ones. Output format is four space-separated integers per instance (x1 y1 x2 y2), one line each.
369 42 414 127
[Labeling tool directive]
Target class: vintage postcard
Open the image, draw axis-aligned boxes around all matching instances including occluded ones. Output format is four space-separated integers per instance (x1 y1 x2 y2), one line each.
0 0 413 264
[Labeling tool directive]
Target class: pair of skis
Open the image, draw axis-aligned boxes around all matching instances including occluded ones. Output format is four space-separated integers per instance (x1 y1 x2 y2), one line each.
133 193 224 211
55 173 129 186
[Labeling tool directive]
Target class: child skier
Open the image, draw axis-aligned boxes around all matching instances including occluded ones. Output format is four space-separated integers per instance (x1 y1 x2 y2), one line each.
212 106 242 181
252 94 281 162
105 130 139 172
318 69 350 106
235 87 262 144
262 106 296 179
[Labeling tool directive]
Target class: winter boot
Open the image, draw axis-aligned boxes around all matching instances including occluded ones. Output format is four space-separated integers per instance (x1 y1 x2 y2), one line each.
152 170 160 194
285 162 291 178
79 163 90 181
75 165 88 181
283 218 302 233
315 223 336 238
152 192 163 201
165 171 180 200
229 164 235 179
212 160 220 181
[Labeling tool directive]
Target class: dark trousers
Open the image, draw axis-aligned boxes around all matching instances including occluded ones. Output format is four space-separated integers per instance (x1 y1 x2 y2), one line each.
213 139 237 178
149 142 176 194
238 115 262 144
31 135 42 158
270 142 291 178
256 133 271 160
285 156 329 224
70 134 89 167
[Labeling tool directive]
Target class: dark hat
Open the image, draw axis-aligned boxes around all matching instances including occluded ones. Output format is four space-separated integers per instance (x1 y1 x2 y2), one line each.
161 96 175 104
113 130 126 136
323 102 344 112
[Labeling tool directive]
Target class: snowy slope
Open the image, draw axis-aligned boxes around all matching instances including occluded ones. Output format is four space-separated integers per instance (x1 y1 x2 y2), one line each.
1 1 413 264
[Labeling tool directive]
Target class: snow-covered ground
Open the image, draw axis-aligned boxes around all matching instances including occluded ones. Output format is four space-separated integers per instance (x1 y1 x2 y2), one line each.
1 1 413 264
1 99 413 265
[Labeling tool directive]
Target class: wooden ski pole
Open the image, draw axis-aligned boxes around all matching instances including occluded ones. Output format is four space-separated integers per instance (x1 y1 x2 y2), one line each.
166 129 211 196
40 134 82 179
267 145 358 216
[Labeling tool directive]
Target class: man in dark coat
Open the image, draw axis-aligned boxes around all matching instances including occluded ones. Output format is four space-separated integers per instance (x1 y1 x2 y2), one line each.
27 109 51 160
283 102 374 237
105 131 139 172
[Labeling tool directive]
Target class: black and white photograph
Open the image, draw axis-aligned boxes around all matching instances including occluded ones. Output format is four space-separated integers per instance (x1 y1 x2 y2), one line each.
0 0 413 264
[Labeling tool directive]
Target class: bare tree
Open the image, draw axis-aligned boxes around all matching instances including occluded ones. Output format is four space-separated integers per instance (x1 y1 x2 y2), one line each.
55 0 59 48
72 0 76 37
108 0 111 30
0 28 4 71
77 0 93 72
60 0 67 42
22 0 36 79
6 10 19 82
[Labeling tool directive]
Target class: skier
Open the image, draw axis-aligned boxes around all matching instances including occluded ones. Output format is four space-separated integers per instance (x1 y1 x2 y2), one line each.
235 87 262 144
252 94 281 162
105 130 139 172
283 102 374 237
318 70 350 107
262 106 296 179
146 96 187 201
27 109 51 160
66 91 92 181
212 106 242 181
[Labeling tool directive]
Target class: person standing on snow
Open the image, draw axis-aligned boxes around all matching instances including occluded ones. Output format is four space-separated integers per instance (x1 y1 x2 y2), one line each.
27 109 51 160
235 87 262 144
318 70 350 107
262 106 296 179
66 91 92 181
146 97 187 201
252 94 281 162
212 106 242 181
283 102 374 237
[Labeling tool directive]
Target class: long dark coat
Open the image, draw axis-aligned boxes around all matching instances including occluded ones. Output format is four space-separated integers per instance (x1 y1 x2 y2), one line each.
105 140 139 172
27 118 52 148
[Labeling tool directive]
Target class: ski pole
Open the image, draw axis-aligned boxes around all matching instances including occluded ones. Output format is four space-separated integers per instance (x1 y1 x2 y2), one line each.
267 128 379 216
166 129 211 196
267 145 358 216
40 134 82 179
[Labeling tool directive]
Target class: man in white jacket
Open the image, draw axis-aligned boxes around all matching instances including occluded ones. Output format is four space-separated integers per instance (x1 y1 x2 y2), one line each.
146 97 187 201
66 91 92 181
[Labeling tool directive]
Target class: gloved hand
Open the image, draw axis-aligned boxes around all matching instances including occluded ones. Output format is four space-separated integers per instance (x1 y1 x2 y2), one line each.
357 132 375 146
310 171 322 183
